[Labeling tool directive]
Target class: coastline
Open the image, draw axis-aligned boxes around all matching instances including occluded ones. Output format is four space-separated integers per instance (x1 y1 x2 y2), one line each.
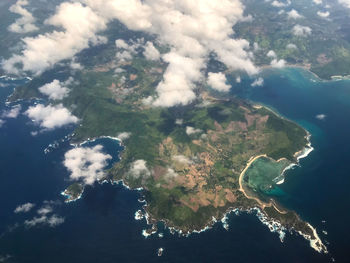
58 87 323 254
61 116 322 253
61 188 84 203
259 63 350 83
60 132 325 254
70 135 123 148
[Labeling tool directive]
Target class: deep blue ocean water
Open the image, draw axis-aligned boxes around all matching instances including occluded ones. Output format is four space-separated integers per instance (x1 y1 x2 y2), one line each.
0 68 348 262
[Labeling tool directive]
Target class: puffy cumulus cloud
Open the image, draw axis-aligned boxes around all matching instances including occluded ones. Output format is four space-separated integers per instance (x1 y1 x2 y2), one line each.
152 52 204 106
266 50 285 68
70 61 83 70
207 72 231 92
267 50 277 58
271 0 291 7
143 41 161 61
115 39 129 49
115 39 141 61
4 0 258 107
339 0 350 8
317 11 330 18
316 114 326 120
164 168 178 180
286 43 297 49
0 119 5 127
64 145 112 185
24 202 64 228
175 119 183 125
25 104 78 130
37 205 53 215
313 0 322 4
186 126 202 135
73 0 259 106
14 202 35 213
39 78 72 100
2 105 21 119
292 25 312 37
287 9 302 19
115 38 161 62
172 155 192 165
128 160 151 179
117 132 131 141
3 0 258 107
3 2 108 75
24 214 64 228
251 77 264 87
8 0 38 34
253 42 260 52
271 59 286 68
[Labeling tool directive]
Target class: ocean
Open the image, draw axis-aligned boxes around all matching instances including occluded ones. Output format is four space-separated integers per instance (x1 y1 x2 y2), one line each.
0 68 348 262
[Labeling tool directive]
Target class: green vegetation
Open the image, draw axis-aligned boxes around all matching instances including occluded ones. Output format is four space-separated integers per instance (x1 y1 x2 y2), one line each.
12 38 313 239
63 183 84 202
235 0 350 79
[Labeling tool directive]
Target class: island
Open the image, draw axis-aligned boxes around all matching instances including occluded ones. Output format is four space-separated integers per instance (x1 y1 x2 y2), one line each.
9 51 328 253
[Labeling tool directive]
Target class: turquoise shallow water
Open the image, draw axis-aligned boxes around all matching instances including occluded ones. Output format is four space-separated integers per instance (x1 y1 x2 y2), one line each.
243 156 290 199
230 67 350 261
0 69 348 262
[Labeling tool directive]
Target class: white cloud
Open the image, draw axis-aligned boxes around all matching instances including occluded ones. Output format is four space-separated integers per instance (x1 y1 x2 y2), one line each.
253 42 260 52
271 59 286 68
8 0 38 34
267 50 285 68
5 0 258 108
70 61 83 70
251 77 264 87
271 0 291 7
25 104 78 130
207 72 231 92
14 202 35 213
236 76 241 83
24 214 64 228
64 145 112 185
175 119 183 125
39 78 71 100
292 25 312 37
24 216 48 227
339 0 350 8
313 0 322 4
117 132 131 140
186 126 202 135
3 2 108 75
164 168 178 180
2 105 21 119
152 52 204 107
23 201 64 227
115 39 129 49
316 114 326 120
267 50 277 58
128 160 151 179
172 155 192 165
287 9 302 19
37 206 53 215
47 214 65 227
143 41 160 61
286 43 297 49
115 38 142 62
317 11 330 18
0 119 5 127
